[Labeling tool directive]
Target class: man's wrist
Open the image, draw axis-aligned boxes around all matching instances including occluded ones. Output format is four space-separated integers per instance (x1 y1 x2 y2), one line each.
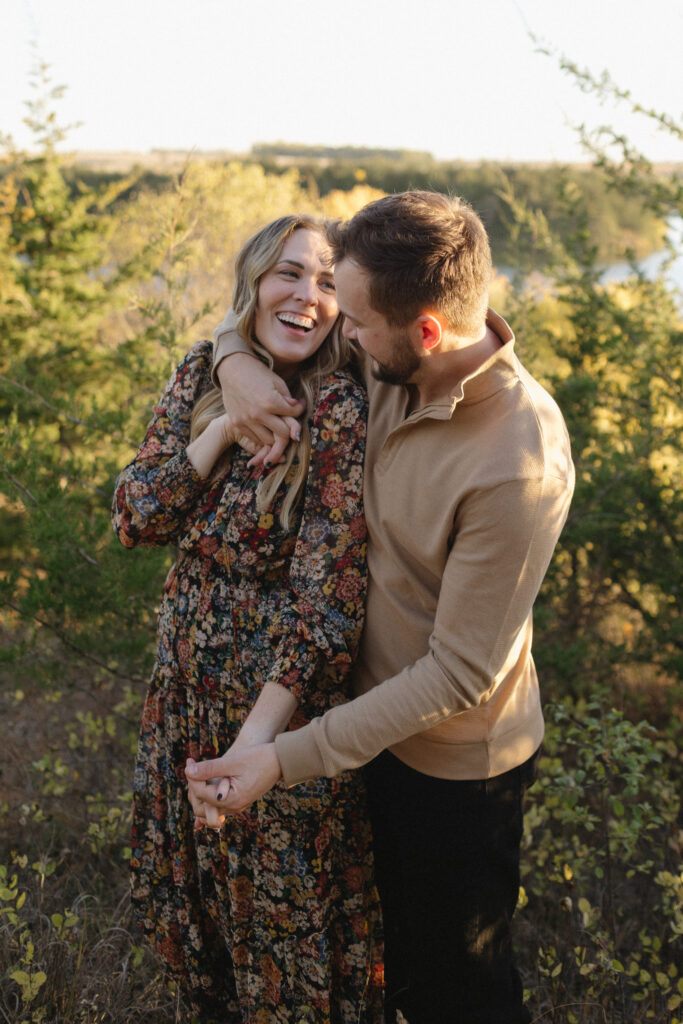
212 330 255 387
216 350 259 384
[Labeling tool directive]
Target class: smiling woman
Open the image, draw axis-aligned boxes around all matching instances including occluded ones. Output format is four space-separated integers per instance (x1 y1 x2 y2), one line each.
111 215 382 1023
253 230 338 375
192 216 355 532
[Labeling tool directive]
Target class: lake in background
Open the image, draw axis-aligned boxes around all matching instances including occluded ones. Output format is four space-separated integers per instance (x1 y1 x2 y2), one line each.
497 216 683 307
600 216 683 299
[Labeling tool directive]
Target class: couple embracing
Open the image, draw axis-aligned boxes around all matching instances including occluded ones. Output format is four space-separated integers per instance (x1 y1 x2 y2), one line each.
114 190 574 1024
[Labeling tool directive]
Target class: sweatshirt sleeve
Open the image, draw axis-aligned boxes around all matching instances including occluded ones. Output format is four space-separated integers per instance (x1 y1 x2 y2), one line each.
257 376 368 707
275 470 573 783
212 308 252 385
111 342 213 548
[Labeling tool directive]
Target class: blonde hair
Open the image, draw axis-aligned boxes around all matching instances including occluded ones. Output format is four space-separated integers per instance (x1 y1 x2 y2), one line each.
191 215 355 530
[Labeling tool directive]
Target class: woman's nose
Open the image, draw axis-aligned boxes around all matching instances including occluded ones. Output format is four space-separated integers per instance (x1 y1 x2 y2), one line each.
295 274 317 304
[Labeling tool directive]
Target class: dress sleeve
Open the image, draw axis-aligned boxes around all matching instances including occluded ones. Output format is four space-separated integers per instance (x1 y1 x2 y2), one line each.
262 375 368 705
212 308 251 386
111 342 213 548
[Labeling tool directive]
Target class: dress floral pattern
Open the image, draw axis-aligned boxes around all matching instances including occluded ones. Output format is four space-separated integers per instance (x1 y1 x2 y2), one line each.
112 341 383 1023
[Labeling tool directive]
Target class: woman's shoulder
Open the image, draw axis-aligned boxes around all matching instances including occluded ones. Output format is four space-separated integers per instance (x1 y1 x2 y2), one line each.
180 338 214 375
168 340 215 399
315 367 368 415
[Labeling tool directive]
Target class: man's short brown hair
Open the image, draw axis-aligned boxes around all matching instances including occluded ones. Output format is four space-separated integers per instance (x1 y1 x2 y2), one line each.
328 190 492 337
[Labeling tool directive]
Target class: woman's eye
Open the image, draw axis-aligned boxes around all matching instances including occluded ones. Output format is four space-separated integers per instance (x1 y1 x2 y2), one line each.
320 280 336 292
280 269 298 279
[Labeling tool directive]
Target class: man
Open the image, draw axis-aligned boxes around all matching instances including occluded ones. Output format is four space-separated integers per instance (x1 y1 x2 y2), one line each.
187 191 575 1023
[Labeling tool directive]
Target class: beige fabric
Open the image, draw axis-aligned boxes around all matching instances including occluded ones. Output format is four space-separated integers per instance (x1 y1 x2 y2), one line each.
213 309 574 784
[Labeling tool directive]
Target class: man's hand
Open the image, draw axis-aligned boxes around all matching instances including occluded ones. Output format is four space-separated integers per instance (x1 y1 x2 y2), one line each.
216 354 306 468
185 743 283 818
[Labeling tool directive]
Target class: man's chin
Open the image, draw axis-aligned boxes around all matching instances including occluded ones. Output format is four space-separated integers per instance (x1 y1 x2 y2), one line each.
371 361 412 387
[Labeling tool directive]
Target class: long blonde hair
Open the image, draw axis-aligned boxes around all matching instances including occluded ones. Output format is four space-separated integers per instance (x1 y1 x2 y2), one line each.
191 215 356 530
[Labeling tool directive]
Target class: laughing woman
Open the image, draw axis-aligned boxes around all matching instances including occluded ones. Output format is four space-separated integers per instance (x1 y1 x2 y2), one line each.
112 216 382 1024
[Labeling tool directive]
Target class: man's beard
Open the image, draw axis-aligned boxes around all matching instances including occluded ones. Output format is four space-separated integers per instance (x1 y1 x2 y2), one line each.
370 329 421 387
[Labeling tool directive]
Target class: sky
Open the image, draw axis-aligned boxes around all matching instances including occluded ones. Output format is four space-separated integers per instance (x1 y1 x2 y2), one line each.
1 0 682 164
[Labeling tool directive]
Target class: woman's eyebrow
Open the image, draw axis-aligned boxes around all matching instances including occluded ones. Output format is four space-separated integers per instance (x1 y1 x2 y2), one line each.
277 258 334 275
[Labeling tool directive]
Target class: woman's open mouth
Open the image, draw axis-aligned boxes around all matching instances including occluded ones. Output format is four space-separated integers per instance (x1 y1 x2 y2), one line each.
276 313 316 333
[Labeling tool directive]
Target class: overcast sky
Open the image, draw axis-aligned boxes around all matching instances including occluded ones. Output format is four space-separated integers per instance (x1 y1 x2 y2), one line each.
2 0 682 162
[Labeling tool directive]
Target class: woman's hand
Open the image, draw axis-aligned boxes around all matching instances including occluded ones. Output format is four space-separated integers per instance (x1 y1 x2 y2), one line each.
216 354 305 468
186 743 283 819
186 766 226 830
186 411 260 478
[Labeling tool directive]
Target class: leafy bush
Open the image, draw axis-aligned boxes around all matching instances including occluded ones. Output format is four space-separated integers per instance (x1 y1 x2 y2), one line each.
518 700 681 1022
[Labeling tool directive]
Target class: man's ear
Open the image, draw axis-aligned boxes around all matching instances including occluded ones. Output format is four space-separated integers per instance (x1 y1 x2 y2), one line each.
418 314 442 352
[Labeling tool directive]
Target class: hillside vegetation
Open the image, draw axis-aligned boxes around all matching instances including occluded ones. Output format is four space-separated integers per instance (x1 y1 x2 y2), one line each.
0 70 681 1023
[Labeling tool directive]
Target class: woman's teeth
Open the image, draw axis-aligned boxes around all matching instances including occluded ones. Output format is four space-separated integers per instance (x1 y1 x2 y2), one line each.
277 313 314 332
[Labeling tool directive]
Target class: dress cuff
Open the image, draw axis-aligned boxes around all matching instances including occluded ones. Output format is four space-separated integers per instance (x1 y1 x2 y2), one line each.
152 449 206 511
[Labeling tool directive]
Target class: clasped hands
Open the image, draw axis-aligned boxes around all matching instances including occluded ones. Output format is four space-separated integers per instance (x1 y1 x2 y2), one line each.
215 352 305 471
184 741 283 830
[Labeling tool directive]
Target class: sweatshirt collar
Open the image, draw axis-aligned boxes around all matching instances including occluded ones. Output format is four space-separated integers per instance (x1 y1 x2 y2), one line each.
454 308 517 408
406 309 518 418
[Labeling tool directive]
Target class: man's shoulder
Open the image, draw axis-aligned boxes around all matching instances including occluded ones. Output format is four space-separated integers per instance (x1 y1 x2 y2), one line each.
441 364 574 532
455 355 573 489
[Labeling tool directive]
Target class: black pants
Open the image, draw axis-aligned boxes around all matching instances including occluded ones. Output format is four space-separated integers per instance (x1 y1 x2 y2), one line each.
364 750 537 1024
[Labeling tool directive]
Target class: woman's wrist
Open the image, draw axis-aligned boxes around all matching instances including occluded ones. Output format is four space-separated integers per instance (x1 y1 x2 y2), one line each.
186 416 233 478
230 683 297 751
231 724 275 750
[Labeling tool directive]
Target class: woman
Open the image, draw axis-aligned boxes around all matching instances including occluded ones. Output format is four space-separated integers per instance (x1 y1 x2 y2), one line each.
112 216 383 1024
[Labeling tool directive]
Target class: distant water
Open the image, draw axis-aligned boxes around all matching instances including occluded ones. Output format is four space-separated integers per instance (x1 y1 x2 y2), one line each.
496 216 683 306
599 216 683 298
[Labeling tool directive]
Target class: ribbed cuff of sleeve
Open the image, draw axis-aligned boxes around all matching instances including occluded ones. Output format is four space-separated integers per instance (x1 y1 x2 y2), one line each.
274 725 328 787
211 330 254 387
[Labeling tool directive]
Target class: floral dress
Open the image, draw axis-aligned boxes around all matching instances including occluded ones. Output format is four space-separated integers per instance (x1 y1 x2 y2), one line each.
112 341 383 1024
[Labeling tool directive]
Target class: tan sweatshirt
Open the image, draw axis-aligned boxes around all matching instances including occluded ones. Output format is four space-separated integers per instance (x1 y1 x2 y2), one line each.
213 309 574 784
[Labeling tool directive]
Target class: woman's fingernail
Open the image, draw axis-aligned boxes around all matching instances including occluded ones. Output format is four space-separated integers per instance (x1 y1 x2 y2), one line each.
216 792 224 801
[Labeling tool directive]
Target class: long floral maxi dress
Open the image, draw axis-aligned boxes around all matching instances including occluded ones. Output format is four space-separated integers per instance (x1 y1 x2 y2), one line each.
112 341 383 1024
